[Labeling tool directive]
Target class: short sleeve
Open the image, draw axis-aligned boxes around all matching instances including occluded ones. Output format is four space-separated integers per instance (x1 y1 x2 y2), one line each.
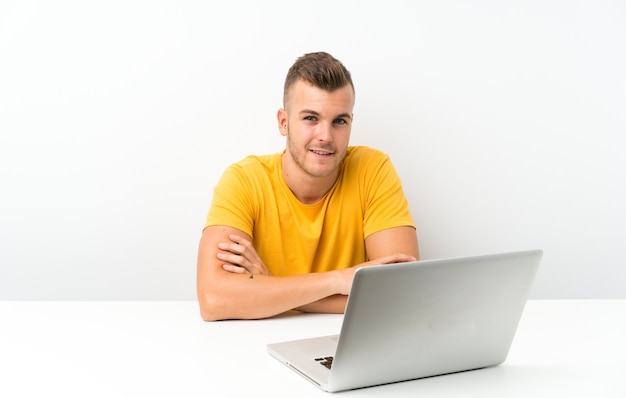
204 163 256 236
361 150 415 238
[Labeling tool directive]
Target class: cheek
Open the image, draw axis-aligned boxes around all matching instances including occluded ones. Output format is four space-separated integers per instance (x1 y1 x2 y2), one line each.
290 125 315 142
286 130 305 151
336 129 351 145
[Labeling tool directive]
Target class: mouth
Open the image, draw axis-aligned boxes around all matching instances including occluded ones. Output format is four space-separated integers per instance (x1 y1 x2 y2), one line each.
309 148 335 157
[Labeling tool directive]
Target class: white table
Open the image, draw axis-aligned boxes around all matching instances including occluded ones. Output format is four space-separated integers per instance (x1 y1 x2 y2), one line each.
1 300 624 397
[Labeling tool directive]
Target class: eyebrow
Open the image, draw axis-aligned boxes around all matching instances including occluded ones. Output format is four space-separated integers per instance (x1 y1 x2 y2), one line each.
299 109 352 119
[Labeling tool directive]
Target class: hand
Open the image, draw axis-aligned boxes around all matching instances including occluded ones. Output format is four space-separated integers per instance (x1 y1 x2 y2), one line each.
360 253 417 267
217 234 270 276
335 253 418 295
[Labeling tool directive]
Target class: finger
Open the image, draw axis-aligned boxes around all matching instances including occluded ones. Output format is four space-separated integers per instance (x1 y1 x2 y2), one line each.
218 250 265 275
219 235 269 275
223 237 264 265
228 235 258 257
217 251 252 268
219 241 258 263
218 241 245 255
227 234 254 251
228 234 249 245
394 254 418 263
222 264 248 274
379 254 417 264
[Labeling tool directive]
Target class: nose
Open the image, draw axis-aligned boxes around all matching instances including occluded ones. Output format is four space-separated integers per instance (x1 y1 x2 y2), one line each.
316 122 333 142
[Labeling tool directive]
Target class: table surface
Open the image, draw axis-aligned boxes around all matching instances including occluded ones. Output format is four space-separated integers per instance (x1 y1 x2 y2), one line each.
1 300 625 397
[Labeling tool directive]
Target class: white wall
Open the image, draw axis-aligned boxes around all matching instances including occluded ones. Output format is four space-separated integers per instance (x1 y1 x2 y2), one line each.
1 0 624 300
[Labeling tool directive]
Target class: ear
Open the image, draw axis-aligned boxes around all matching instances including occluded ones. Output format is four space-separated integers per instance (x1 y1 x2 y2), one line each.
277 108 288 137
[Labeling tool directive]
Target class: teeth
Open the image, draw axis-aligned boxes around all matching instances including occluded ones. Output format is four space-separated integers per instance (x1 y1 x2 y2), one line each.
311 150 332 155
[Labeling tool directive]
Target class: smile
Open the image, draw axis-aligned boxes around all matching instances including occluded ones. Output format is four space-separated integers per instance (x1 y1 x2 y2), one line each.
309 149 334 156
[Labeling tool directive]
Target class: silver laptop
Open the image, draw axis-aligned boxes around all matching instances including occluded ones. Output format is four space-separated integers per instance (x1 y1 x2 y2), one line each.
267 249 542 392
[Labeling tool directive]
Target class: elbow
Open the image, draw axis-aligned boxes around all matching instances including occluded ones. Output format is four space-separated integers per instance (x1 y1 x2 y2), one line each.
198 292 227 322
198 290 273 321
198 290 255 321
200 307 220 322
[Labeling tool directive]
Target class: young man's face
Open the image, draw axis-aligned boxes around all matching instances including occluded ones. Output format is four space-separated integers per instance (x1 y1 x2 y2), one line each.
278 80 355 180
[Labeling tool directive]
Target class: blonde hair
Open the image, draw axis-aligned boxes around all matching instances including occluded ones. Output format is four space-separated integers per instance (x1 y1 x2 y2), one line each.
283 52 354 107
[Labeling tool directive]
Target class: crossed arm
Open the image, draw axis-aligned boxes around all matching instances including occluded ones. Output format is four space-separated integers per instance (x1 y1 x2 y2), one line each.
196 225 419 321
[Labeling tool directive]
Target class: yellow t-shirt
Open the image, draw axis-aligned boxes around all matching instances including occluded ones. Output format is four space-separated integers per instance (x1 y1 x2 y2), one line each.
205 146 415 276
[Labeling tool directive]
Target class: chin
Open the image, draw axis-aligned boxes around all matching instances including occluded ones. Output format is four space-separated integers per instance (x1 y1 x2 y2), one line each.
307 166 338 178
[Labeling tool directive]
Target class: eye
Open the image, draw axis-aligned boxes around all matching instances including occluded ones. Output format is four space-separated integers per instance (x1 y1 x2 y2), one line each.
304 115 317 121
333 118 348 125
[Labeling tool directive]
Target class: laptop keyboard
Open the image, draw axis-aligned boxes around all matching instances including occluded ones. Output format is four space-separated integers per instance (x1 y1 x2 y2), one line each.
314 356 334 369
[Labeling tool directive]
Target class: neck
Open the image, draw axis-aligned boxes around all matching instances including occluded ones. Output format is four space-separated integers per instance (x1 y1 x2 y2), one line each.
281 153 338 204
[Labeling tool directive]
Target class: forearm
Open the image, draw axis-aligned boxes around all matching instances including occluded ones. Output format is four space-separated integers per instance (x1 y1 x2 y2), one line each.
197 226 358 321
295 294 347 314
198 271 343 321
196 227 338 321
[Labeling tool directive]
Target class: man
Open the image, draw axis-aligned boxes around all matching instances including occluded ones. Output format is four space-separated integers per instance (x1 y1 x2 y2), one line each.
197 52 419 321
